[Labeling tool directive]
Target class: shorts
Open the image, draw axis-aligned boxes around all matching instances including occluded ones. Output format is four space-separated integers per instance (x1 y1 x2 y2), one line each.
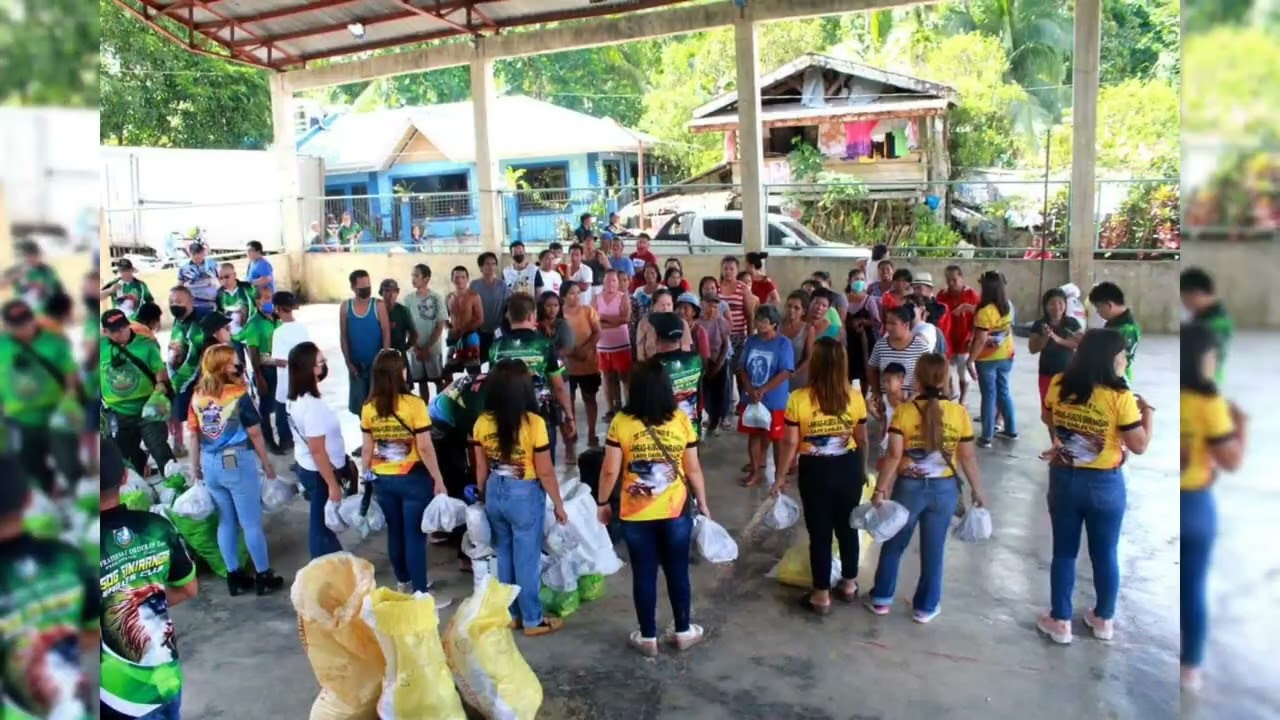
445 332 481 373
1038 374 1053 407
950 353 969 369
599 349 633 376
569 373 602 396
171 386 194 423
408 345 444 381
737 408 785 441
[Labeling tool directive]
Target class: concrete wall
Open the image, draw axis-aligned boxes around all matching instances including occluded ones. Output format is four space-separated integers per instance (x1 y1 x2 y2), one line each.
1183 239 1280 329
291 251 1181 333
130 255 297 330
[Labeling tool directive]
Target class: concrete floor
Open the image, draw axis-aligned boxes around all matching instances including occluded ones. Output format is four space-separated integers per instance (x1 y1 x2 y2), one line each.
164 307 1269 720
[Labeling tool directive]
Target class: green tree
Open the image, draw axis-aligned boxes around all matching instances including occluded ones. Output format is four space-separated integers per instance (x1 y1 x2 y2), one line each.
1183 26 1280 136
1100 0 1180 83
0 0 98 106
1047 79 1179 173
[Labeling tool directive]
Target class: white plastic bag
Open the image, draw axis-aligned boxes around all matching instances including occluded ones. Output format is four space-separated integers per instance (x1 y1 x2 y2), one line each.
356 500 386 539
122 469 157 501
763 495 801 531
850 500 909 543
560 492 622 576
953 506 992 542
421 494 467 534
542 521 575 557
156 486 177 507
540 554 580 593
171 484 215 521
465 503 491 549
261 476 297 513
742 402 771 430
324 499 348 533
693 515 738 564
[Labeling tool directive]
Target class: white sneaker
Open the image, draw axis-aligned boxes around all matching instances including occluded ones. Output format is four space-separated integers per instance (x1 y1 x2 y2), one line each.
1036 614 1073 645
1083 609 1114 641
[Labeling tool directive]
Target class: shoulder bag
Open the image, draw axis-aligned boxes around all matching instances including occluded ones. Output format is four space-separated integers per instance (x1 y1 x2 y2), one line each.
642 422 697 518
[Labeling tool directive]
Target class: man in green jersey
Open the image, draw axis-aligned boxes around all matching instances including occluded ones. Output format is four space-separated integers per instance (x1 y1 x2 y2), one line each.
101 259 154 320
650 310 704 441
0 457 98 720
101 309 175 476
165 287 210 459
214 263 259 340
0 300 82 497
238 298 282 453
1180 267 1233 384
488 293 576 463
3 240 65 315
1088 281 1141 385
99 440 198 720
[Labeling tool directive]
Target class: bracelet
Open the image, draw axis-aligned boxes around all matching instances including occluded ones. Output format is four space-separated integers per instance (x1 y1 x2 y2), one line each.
596 499 609 507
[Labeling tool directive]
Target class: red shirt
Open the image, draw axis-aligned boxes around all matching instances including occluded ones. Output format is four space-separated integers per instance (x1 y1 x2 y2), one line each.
751 276 777 304
628 250 659 291
936 286 980 353
881 292 904 313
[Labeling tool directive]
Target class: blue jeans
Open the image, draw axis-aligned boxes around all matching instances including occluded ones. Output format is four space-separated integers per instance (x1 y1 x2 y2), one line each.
374 468 434 592
485 473 546 626
274 403 293 447
870 477 958 614
1181 488 1216 666
1047 465 1126 621
202 446 270 572
136 691 181 720
976 358 1016 439
297 467 343 559
621 516 694 638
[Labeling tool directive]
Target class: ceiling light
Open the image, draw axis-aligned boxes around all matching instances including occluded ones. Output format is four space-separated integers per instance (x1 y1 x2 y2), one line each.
347 22 366 39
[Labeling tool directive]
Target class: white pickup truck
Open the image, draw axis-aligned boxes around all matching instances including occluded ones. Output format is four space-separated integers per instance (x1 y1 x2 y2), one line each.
650 210 871 259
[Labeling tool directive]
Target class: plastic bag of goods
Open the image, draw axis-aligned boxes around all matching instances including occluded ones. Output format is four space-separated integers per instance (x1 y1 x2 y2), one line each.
421 494 468 534
141 391 171 421
540 554 579 594
541 505 576 557
559 489 622 576
291 552 386 720
466 503 493 554
171 485 214 521
163 507 250 578
577 573 606 603
261 475 298 513
767 529 842 589
538 585 580 618
762 495 801 531
162 460 190 490
443 577 543 720
361 588 466 720
850 500 910 543
74 476 99 516
693 515 738 564
121 469 157 512
337 494 384 540
742 402 771 430
22 490 61 539
952 506 993 543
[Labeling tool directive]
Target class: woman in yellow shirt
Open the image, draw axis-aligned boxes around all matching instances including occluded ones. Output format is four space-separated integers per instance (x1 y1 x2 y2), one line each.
1179 323 1246 690
867 353 986 623
360 350 447 596
967 271 1017 447
597 359 710 656
773 337 868 614
471 359 568 637
1037 329 1152 646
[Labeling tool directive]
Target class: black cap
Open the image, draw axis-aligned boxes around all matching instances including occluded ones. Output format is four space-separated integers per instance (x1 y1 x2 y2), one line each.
101 308 131 331
100 439 127 493
115 258 135 271
509 240 525 249
648 312 684 341
1 300 34 326
189 241 207 254
199 311 231 336
16 239 39 256
272 291 297 310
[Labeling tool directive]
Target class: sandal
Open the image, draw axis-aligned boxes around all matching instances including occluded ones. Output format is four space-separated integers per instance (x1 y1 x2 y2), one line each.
835 581 859 603
800 594 832 616
629 631 659 657
740 471 760 488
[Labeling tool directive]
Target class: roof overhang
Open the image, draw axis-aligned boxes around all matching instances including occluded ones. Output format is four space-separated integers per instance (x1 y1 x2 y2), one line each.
687 97 951 133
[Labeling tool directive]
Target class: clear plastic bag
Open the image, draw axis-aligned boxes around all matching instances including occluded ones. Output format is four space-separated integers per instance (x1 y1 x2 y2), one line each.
324 499 348 533
261 476 298 513
742 402 771 430
559 491 622 576
540 554 580 594
171 484 215 521
952 506 992 542
466 503 491 549
693 515 738 564
421 494 467 534
850 500 909 543
763 495 801 530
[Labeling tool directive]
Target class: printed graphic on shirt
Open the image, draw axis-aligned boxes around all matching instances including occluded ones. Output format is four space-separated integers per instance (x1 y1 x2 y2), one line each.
974 305 1014 362
658 351 703 441
1043 375 1140 470
471 412 548 481
188 388 255 453
889 401 973 478
489 333 559 412
744 346 778 387
606 413 694 521
784 389 868 456
1180 390 1236 491
361 397 431 475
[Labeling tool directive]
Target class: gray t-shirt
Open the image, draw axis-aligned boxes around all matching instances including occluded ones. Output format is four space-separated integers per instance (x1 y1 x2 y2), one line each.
469 277 510 333
406 289 445 349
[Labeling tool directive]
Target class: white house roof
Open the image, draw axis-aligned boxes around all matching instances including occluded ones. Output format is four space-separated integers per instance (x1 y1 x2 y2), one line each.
300 95 658 173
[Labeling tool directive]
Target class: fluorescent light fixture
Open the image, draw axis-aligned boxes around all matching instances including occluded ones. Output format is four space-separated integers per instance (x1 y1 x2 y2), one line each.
347 22 366 39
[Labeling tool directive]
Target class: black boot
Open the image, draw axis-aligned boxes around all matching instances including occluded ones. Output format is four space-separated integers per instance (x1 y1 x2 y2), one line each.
227 569 254 596
255 570 285 596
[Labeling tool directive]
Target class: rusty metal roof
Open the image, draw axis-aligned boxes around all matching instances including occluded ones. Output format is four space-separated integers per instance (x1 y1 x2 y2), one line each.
112 0 701 71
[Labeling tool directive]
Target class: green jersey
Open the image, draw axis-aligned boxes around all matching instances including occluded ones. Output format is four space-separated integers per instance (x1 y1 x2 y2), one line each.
100 332 165 417
0 534 97 720
429 372 487 431
215 281 260 341
1194 302 1233 384
168 317 205 392
655 349 704 441
109 279 154 320
237 312 278 356
489 328 562 415
1105 310 1141 385
8 264 64 315
99 507 195 719
338 222 363 246
0 330 76 427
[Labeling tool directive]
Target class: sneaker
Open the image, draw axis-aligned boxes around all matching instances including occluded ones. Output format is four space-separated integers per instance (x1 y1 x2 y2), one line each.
1180 667 1202 692
1036 614 1073 645
396 581 413 594
255 570 285 596
629 631 659 657
523 618 564 637
864 600 891 616
977 438 993 449
667 624 705 651
912 607 940 624
996 430 1019 441
1083 609 1114 641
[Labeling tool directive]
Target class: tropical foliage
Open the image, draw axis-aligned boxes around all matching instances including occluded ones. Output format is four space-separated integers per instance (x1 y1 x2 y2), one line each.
0 0 98 106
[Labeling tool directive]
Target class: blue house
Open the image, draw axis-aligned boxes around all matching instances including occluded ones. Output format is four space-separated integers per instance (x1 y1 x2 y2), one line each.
296 95 658 245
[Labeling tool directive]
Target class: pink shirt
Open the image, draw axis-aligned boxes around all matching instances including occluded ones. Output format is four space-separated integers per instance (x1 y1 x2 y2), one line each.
594 291 631 353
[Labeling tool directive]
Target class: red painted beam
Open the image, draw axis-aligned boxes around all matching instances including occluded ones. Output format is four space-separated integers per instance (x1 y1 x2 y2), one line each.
225 0 500 47
109 0 273 70
288 29 467 67
194 0 362 31
401 0 478 36
187 0 306 65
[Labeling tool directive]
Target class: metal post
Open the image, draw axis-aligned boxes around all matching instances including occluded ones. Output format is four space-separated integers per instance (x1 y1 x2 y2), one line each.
637 140 646 232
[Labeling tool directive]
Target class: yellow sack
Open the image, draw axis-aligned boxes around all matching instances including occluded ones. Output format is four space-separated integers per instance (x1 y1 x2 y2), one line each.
443 578 542 720
362 587 466 720
290 552 385 720
768 480 874 588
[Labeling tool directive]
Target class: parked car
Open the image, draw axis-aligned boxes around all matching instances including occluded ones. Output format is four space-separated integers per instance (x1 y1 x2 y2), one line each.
650 211 872 258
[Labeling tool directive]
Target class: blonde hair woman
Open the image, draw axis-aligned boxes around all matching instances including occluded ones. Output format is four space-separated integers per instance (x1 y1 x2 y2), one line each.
189 344 284 596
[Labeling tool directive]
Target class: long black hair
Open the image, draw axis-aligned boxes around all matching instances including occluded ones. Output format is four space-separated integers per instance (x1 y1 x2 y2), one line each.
1180 322 1219 396
1057 329 1129 405
622 358 678 426
287 341 323 400
978 271 1010 315
482 359 539 461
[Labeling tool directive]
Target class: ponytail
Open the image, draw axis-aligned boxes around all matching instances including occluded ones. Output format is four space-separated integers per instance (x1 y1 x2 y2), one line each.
919 387 945 453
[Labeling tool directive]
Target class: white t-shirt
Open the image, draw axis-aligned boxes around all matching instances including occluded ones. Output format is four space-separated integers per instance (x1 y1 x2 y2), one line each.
912 322 940 352
533 269 562 296
270 321 311 404
287 394 347 472
569 264 594 304
503 264 538 296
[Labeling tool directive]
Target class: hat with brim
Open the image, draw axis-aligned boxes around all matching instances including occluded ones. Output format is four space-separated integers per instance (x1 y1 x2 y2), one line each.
101 309 131 332
911 271 934 288
648 311 684 341
676 292 701 311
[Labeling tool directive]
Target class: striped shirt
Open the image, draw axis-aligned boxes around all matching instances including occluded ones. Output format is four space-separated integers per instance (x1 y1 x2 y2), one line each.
868 334 932 394
723 281 749 336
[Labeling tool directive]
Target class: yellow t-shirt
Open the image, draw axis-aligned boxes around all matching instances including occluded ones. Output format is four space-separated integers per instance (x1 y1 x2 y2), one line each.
974 303 1014 362
1043 374 1142 470
888 399 974 478
783 388 868 456
360 394 432 475
606 411 696 521
1180 390 1236 491
470 411 551 481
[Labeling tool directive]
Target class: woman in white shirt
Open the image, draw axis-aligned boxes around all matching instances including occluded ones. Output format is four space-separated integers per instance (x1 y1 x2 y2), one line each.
287 341 349 558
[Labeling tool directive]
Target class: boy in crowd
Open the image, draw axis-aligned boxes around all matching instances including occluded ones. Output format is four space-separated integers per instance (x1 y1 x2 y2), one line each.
1088 281 1140 385
1180 267 1232 383
871 362 907 471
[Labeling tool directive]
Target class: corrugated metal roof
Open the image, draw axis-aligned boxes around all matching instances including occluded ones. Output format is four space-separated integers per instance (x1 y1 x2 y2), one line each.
300 95 658 172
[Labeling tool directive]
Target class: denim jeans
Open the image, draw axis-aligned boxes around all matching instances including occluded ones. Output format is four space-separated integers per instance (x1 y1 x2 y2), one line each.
136 691 181 720
297 467 343 559
621 515 694 638
976 358 1016 439
870 477 959 613
1181 488 1216 666
274 402 293 447
485 473 547 626
373 468 434 592
202 445 270 573
1047 465 1126 621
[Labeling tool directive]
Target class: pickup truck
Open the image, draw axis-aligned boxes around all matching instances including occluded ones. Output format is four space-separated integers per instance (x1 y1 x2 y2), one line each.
650 210 871 259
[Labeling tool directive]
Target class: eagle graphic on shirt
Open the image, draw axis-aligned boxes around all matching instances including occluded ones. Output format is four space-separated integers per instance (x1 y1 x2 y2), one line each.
804 434 849 456
625 460 676 498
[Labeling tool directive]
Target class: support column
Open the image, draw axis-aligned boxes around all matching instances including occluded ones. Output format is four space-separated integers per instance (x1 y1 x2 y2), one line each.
471 56 502 254
269 74 304 282
1067 0 1101 293
734 18 766 254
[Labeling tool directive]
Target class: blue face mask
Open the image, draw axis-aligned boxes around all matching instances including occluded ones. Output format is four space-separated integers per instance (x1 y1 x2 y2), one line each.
850 280 867 293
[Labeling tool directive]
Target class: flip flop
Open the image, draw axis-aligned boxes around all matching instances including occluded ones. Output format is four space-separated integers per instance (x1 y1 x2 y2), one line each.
799 594 832 616
835 581 859 603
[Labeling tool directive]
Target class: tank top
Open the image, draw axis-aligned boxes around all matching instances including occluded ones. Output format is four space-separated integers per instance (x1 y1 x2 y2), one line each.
594 292 630 353
786 323 810 388
724 282 748 337
347 298 383 368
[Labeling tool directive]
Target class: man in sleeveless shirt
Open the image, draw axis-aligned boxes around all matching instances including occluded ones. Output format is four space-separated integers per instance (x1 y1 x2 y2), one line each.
339 270 390 415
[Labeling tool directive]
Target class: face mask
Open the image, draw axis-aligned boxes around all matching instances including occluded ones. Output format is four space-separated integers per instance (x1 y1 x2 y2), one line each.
355 287 372 299
170 305 188 320
513 253 525 263
850 280 867 293
317 362 329 382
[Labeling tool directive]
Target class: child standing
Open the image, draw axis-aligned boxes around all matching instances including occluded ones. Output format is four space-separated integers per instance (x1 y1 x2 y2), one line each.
1088 282 1140 385
871 363 907 471
736 305 794 487
1180 268 1232 383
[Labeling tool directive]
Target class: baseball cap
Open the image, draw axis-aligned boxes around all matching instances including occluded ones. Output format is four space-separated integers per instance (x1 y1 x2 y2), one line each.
1 300 34 326
676 292 701 311
272 291 297 310
101 309 131 331
199 311 231 336
189 240 207 254
648 312 684 341
115 257 135 271
912 271 935 288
